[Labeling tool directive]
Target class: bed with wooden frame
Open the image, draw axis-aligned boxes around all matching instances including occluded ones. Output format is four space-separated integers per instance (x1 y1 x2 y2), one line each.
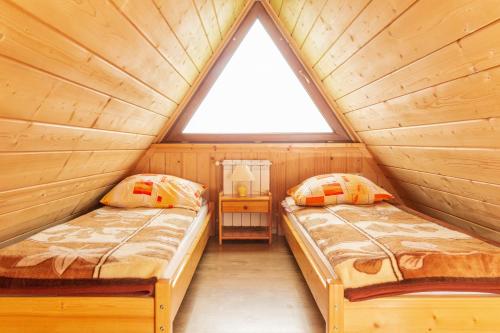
281 205 500 333
0 203 213 333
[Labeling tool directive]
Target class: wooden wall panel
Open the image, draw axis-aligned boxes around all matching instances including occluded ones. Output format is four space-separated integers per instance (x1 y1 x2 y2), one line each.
135 143 399 233
313 0 417 79
336 21 500 112
112 0 200 84
324 0 500 99
194 0 223 52
12 0 190 103
299 0 370 66
153 0 213 72
0 1 174 114
212 0 247 38
0 0 244 243
2 0 498 246
271 0 500 241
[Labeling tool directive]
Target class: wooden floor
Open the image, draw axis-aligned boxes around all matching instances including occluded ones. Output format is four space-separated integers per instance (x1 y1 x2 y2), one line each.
174 236 324 333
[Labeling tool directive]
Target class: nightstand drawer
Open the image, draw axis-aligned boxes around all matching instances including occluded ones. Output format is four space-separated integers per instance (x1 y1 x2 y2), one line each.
222 200 269 213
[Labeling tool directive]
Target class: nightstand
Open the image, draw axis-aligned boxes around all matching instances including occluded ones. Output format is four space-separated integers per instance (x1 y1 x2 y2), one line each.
218 191 272 244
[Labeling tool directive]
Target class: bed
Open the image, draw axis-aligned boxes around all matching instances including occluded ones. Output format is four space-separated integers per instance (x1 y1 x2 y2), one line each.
281 198 500 333
0 202 212 333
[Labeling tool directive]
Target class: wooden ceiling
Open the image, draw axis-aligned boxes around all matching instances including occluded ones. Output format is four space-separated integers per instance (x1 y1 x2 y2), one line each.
271 0 500 240
1 0 499 243
0 0 246 244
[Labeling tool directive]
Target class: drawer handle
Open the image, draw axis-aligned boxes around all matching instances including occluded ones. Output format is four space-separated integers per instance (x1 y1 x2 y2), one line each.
243 205 248 210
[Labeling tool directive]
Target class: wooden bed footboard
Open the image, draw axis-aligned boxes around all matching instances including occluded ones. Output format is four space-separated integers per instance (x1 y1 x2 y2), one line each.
0 206 212 333
282 213 500 333
281 213 344 333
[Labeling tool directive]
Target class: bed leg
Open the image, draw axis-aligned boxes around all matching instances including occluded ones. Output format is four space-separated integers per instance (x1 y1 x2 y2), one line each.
326 281 344 333
155 280 172 333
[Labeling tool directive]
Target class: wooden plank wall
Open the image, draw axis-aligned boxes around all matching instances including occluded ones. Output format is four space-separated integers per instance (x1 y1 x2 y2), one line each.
134 143 399 233
0 0 246 244
271 0 500 241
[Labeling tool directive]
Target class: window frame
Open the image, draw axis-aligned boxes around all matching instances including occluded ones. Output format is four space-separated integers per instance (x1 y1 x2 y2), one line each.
164 2 350 143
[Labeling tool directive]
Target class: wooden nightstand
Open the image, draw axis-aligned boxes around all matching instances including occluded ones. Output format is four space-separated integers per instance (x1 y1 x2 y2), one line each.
218 192 272 244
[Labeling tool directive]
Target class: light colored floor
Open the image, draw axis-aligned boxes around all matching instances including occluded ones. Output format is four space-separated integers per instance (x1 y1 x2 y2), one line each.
174 237 325 333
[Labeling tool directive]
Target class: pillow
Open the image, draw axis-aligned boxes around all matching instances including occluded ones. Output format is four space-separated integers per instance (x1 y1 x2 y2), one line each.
100 174 206 211
287 173 393 206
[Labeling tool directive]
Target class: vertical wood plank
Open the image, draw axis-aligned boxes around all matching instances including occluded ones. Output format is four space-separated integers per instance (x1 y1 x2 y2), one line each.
165 153 182 177
150 153 166 174
182 152 198 181
346 151 363 174
299 152 315 181
196 152 210 187
286 151 300 193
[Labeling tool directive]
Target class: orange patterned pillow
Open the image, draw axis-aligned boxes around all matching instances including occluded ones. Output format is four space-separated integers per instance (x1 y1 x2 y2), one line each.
287 173 393 206
101 174 206 211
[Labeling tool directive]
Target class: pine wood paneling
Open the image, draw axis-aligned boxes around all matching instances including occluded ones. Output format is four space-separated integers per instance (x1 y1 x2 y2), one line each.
0 118 154 152
270 0 284 15
2 0 498 245
0 171 128 215
11 0 189 104
273 0 500 240
397 181 500 232
383 166 500 207
314 0 417 79
212 0 247 37
0 57 167 136
154 0 213 71
300 0 370 66
277 0 305 33
194 0 223 51
324 0 500 100
0 186 112 243
0 0 242 243
0 150 143 192
345 67 500 132
0 1 174 115
370 146 500 185
112 0 200 84
359 118 500 148
290 0 326 47
336 21 500 113
135 143 399 232
409 202 500 244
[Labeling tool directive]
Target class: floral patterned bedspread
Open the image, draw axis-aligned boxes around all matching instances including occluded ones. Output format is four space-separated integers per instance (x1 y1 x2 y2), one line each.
284 200 500 300
0 206 197 283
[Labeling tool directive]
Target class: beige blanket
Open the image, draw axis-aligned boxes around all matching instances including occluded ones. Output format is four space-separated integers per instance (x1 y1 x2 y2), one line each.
284 200 500 300
0 206 197 282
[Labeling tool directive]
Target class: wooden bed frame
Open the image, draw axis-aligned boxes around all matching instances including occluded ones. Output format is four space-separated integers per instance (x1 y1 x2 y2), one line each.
0 205 213 333
282 213 500 333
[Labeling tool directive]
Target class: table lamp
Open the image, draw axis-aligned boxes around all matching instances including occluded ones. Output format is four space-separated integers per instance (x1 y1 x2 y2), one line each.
231 165 255 197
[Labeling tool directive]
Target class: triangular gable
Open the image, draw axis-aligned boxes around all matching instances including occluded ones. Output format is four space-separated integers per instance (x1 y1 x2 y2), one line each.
162 1 351 143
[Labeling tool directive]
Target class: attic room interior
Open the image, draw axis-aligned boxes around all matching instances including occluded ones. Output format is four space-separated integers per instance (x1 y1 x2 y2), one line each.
0 0 499 332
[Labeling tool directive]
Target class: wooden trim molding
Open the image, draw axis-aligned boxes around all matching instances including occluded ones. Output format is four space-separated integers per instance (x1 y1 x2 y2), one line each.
163 1 350 143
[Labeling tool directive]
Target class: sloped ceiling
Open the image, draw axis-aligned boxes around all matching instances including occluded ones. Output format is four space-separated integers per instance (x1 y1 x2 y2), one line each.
270 0 500 239
1 0 499 244
0 0 246 243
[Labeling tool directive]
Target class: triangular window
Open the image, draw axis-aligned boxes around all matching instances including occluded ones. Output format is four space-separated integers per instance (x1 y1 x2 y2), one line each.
164 1 350 142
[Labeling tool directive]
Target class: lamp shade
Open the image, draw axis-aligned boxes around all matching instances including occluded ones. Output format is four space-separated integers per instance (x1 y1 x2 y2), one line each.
231 165 255 182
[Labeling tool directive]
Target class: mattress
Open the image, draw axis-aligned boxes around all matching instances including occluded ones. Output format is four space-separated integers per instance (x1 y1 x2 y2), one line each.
283 197 500 301
0 204 208 296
